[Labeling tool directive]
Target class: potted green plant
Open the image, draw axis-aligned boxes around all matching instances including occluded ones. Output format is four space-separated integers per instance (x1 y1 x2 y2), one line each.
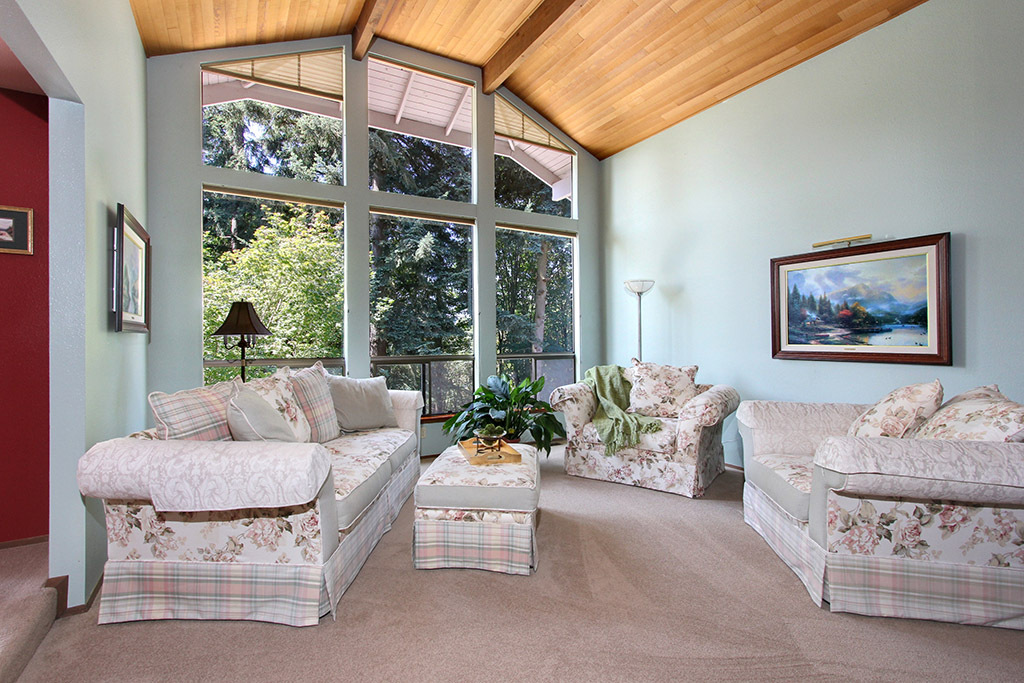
443 375 566 455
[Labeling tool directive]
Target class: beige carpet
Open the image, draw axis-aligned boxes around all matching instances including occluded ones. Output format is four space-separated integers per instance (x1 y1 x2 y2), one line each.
19 448 1024 682
0 541 55 683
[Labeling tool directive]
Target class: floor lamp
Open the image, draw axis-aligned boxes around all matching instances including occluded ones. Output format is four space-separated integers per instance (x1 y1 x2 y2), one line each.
212 301 271 382
624 279 654 361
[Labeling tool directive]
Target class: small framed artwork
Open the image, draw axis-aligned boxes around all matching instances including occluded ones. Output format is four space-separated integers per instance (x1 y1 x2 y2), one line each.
771 233 951 365
0 205 33 255
113 203 151 333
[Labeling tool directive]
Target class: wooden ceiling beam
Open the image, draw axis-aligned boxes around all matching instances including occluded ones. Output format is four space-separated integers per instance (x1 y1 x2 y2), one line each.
482 0 587 94
352 0 391 60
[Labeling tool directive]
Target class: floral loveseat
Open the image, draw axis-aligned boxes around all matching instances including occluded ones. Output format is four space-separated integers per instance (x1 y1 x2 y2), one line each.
738 382 1024 628
550 362 740 498
78 364 423 627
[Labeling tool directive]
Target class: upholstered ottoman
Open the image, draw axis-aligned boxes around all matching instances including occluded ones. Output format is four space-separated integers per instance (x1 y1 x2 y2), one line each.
413 443 539 575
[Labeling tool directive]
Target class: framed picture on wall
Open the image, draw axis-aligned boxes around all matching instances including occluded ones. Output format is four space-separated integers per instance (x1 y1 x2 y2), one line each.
771 233 951 365
113 203 151 333
0 205 33 255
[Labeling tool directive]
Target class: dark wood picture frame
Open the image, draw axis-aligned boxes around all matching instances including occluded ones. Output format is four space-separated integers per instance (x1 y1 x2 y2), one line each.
114 204 151 333
0 205 33 255
771 233 951 365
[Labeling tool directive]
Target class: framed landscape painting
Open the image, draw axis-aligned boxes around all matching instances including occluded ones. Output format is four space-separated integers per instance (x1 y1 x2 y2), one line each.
0 205 33 255
771 233 951 365
114 203 151 333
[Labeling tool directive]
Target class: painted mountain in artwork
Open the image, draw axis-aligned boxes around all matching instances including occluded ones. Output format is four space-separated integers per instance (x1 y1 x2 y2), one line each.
827 283 925 318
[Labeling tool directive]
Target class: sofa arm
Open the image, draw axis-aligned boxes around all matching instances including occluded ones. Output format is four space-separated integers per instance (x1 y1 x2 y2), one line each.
78 439 332 512
737 400 868 458
390 389 424 433
814 436 1024 505
679 385 740 426
671 385 739 462
550 383 597 439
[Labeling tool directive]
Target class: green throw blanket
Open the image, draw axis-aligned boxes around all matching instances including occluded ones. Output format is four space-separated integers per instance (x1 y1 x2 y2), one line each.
584 365 662 455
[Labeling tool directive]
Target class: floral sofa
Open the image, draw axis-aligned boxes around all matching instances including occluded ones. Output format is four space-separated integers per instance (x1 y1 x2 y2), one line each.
738 382 1024 629
78 365 423 627
550 362 740 498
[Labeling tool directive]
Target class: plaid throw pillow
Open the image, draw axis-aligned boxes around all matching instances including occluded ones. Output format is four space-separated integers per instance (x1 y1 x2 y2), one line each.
148 379 239 441
290 362 341 443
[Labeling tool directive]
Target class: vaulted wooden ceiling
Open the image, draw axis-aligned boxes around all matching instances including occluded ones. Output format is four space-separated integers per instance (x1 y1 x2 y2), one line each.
128 0 929 159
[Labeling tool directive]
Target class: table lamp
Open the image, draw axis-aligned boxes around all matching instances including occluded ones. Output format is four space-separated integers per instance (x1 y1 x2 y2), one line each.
212 301 271 381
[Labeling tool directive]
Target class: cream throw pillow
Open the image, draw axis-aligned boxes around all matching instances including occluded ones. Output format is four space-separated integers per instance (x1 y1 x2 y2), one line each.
227 386 297 442
624 360 699 418
245 368 312 442
847 380 943 438
326 375 399 431
915 385 1024 442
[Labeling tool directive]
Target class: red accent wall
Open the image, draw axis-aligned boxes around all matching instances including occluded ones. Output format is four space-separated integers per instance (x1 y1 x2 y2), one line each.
0 87 49 543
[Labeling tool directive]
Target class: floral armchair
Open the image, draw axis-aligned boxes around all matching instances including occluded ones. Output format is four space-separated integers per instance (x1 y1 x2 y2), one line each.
550 363 740 498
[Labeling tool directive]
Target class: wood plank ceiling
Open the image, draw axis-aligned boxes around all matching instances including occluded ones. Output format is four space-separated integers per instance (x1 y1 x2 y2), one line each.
129 0 930 159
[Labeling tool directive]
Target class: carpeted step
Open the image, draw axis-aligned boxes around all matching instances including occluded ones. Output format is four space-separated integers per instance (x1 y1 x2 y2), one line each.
0 587 56 683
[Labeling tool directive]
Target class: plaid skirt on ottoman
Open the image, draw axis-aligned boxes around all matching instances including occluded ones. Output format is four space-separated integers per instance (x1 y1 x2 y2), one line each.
413 443 539 575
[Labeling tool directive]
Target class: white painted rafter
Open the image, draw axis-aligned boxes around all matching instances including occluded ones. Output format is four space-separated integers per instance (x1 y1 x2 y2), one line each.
445 86 472 137
395 71 416 125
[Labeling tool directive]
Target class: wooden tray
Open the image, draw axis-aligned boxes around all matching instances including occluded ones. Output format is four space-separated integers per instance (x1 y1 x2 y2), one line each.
458 438 522 466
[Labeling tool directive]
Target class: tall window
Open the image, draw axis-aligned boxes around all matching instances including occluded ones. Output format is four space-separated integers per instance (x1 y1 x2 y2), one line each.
203 191 344 383
367 58 472 202
494 96 574 218
202 49 345 185
369 212 473 414
496 227 575 401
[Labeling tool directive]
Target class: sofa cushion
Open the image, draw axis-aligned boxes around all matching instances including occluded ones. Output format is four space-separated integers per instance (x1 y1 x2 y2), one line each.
746 453 813 522
847 380 943 438
915 385 1024 442
578 417 676 453
290 362 341 443
148 379 238 441
326 375 399 431
323 428 414 529
227 386 297 442
624 360 699 418
246 368 312 442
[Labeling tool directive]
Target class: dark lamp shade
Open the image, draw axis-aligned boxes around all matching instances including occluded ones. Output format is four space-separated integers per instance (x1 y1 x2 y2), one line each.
213 301 271 337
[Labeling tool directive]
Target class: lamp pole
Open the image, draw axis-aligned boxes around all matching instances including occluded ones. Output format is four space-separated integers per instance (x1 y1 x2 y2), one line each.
636 291 644 361
623 280 655 362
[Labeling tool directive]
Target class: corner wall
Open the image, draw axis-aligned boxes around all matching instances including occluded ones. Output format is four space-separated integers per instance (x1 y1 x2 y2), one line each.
0 87 49 543
601 0 1024 466
5 0 148 604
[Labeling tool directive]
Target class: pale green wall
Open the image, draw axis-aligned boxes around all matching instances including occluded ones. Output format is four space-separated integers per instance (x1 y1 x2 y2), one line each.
2 0 148 603
601 0 1024 466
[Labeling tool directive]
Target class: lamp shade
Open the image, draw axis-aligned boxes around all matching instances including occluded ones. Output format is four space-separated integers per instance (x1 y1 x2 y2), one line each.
212 301 271 337
624 279 655 295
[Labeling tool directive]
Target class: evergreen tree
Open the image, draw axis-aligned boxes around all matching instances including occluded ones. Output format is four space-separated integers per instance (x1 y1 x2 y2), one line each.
201 94 576 395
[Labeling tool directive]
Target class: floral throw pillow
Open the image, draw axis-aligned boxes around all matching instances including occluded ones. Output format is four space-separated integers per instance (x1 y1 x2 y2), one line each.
246 368 312 442
847 380 943 438
624 360 699 418
914 385 1024 442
